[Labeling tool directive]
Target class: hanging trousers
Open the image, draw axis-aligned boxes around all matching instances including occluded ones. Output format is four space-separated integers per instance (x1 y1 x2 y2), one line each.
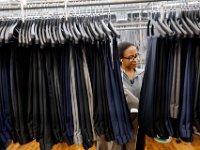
0 46 13 149
194 41 200 132
170 38 182 119
179 38 196 141
10 47 31 144
69 44 82 145
59 44 74 145
112 38 133 143
39 47 54 150
139 37 158 137
154 37 173 138
73 43 93 149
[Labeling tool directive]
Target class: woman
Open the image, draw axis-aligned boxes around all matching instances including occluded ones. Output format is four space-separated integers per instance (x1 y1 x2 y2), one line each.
118 41 144 150
118 42 143 109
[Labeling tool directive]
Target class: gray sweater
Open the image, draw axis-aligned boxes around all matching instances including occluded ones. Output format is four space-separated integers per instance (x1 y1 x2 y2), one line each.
121 68 144 110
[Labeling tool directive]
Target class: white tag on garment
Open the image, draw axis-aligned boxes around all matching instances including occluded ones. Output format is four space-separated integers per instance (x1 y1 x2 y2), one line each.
130 108 138 113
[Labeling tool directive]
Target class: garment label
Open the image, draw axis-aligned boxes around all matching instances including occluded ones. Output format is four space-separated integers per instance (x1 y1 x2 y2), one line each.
130 108 138 113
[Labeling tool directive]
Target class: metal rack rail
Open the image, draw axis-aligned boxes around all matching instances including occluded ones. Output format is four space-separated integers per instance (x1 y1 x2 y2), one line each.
0 0 180 10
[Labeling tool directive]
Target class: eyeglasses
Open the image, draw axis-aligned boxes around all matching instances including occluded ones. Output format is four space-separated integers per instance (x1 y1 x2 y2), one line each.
122 54 138 62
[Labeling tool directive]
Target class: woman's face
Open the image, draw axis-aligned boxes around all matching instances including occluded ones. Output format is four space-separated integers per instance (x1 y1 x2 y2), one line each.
120 46 138 70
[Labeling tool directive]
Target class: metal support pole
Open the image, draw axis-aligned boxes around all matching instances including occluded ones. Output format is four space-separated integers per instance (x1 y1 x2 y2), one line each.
20 0 25 22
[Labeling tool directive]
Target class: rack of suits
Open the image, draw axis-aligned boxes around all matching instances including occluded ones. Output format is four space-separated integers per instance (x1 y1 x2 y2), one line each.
139 10 200 142
0 17 133 150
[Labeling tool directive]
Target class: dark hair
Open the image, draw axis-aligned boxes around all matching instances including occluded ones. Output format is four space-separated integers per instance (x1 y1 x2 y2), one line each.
118 41 135 57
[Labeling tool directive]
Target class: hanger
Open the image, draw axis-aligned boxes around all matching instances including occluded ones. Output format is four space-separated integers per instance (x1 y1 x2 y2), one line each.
24 20 30 47
62 18 70 40
105 0 120 38
89 17 99 40
96 16 106 39
22 20 27 47
189 10 195 23
22 19 28 47
66 20 73 41
21 20 26 47
156 12 174 36
147 19 155 37
173 9 187 37
181 17 194 36
26 20 31 47
147 7 155 37
34 19 40 45
189 10 200 33
80 17 90 42
6 20 14 43
67 17 75 41
77 17 87 41
194 10 200 29
82 24 90 42
94 17 104 39
147 20 151 36
108 21 120 38
4 20 19 43
161 22 173 37
153 10 168 37
29 19 34 45
184 10 200 35
18 21 23 46
41 19 47 46
80 4 91 41
12 19 21 41
58 17 65 44
4 20 13 44
0 21 5 36
86 25 94 44
55 18 61 45
45 19 51 44
31 19 35 40
194 9 200 29
100 19 111 36
42 18 47 47
0 21 9 44
0 21 4 41
49 18 55 47
149 6 166 37
98 0 111 37
180 11 194 36
27 20 32 45
51 18 58 44
79 16 89 42
198 9 200 25
21 20 27 47
166 11 182 37
152 4 171 36
68 19 79 44
192 10 200 29
93 1 105 39
36 19 41 46
150 19 166 37
73 17 81 40
38 19 44 48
